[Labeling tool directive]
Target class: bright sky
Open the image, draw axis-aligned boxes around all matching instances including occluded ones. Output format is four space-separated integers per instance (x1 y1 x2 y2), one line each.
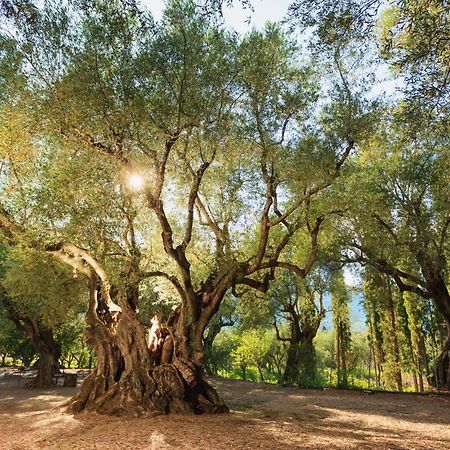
142 0 292 32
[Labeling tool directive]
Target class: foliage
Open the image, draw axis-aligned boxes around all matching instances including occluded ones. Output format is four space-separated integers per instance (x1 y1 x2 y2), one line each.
0 0 447 411
0 304 36 366
56 316 94 369
2 247 84 329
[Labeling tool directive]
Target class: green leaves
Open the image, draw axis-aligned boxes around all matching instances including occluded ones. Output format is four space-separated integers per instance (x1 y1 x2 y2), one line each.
1 247 84 329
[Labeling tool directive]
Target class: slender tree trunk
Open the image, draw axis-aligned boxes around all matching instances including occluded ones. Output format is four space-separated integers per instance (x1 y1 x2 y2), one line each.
257 363 265 382
241 363 247 381
386 288 402 391
412 371 418 392
418 371 424 392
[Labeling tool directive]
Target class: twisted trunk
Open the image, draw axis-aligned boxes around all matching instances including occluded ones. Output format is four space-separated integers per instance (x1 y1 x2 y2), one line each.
26 327 61 388
67 280 227 415
1 294 60 388
432 332 450 390
297 339 317 387
282 320 301 385
428 279 450 390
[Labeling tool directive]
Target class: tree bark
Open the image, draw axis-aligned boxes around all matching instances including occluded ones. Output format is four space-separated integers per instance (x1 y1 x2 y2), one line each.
426 279 450 390
407 288 449 389
66 279 227 416
431 323 450 390
282 318 301 385
1 294 60 388
277 282 322 388
297 339 317 387
283 341 301 385
282 325 318 387
27 329 61 389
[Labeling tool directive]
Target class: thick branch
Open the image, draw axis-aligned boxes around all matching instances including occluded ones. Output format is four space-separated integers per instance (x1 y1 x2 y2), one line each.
249 193 273 272
141 270 187 302
350 242 425 287
72 129 130 168
182 160 212 249
373 213 402 245
239 272 274 293
46 242 120 312
154 137 177 200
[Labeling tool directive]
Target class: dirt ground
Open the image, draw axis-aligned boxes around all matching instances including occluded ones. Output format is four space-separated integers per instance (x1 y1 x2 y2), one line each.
1 370 449 450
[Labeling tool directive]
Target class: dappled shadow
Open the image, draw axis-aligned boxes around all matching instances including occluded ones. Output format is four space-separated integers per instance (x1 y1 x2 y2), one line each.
0 374 449 449
210 377 450 449
0 379 77 415
312 417 449 449
211 377 450 426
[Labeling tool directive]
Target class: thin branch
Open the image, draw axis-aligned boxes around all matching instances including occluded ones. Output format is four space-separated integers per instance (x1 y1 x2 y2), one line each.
195 195 223 242
274 319 291 343
373 213 402 245
182 159 213 249
72 128 130 168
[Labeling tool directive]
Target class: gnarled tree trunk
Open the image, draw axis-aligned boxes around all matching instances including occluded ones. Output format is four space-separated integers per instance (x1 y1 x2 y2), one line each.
1 294 60 388
431 322 450 390
67 279 227 416
282 324 318 387
283 338 301 385
26 327 61 389
428 280 450 390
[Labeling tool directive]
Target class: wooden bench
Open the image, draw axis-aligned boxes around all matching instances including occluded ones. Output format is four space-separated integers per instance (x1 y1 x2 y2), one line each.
53 373 78 387
53 373 66 386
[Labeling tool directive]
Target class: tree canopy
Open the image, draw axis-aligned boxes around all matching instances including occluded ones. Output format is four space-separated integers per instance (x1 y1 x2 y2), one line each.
0 0 448 414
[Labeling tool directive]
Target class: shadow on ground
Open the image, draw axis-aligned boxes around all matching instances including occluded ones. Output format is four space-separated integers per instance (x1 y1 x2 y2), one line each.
0 371 449 449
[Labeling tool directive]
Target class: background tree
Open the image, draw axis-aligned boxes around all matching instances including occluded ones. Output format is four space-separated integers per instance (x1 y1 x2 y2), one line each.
0 246 84 387
272 269 326 387
0 304 36 367
231 329 272 382
287 0 449 390
331 269 351 389
341 120 449 388
364 268 403 391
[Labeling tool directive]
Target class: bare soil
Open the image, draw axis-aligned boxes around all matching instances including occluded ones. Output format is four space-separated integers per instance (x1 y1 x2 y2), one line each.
1 370 449 449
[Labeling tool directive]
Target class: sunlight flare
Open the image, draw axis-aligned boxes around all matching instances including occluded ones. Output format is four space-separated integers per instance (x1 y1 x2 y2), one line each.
128 173 145 191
